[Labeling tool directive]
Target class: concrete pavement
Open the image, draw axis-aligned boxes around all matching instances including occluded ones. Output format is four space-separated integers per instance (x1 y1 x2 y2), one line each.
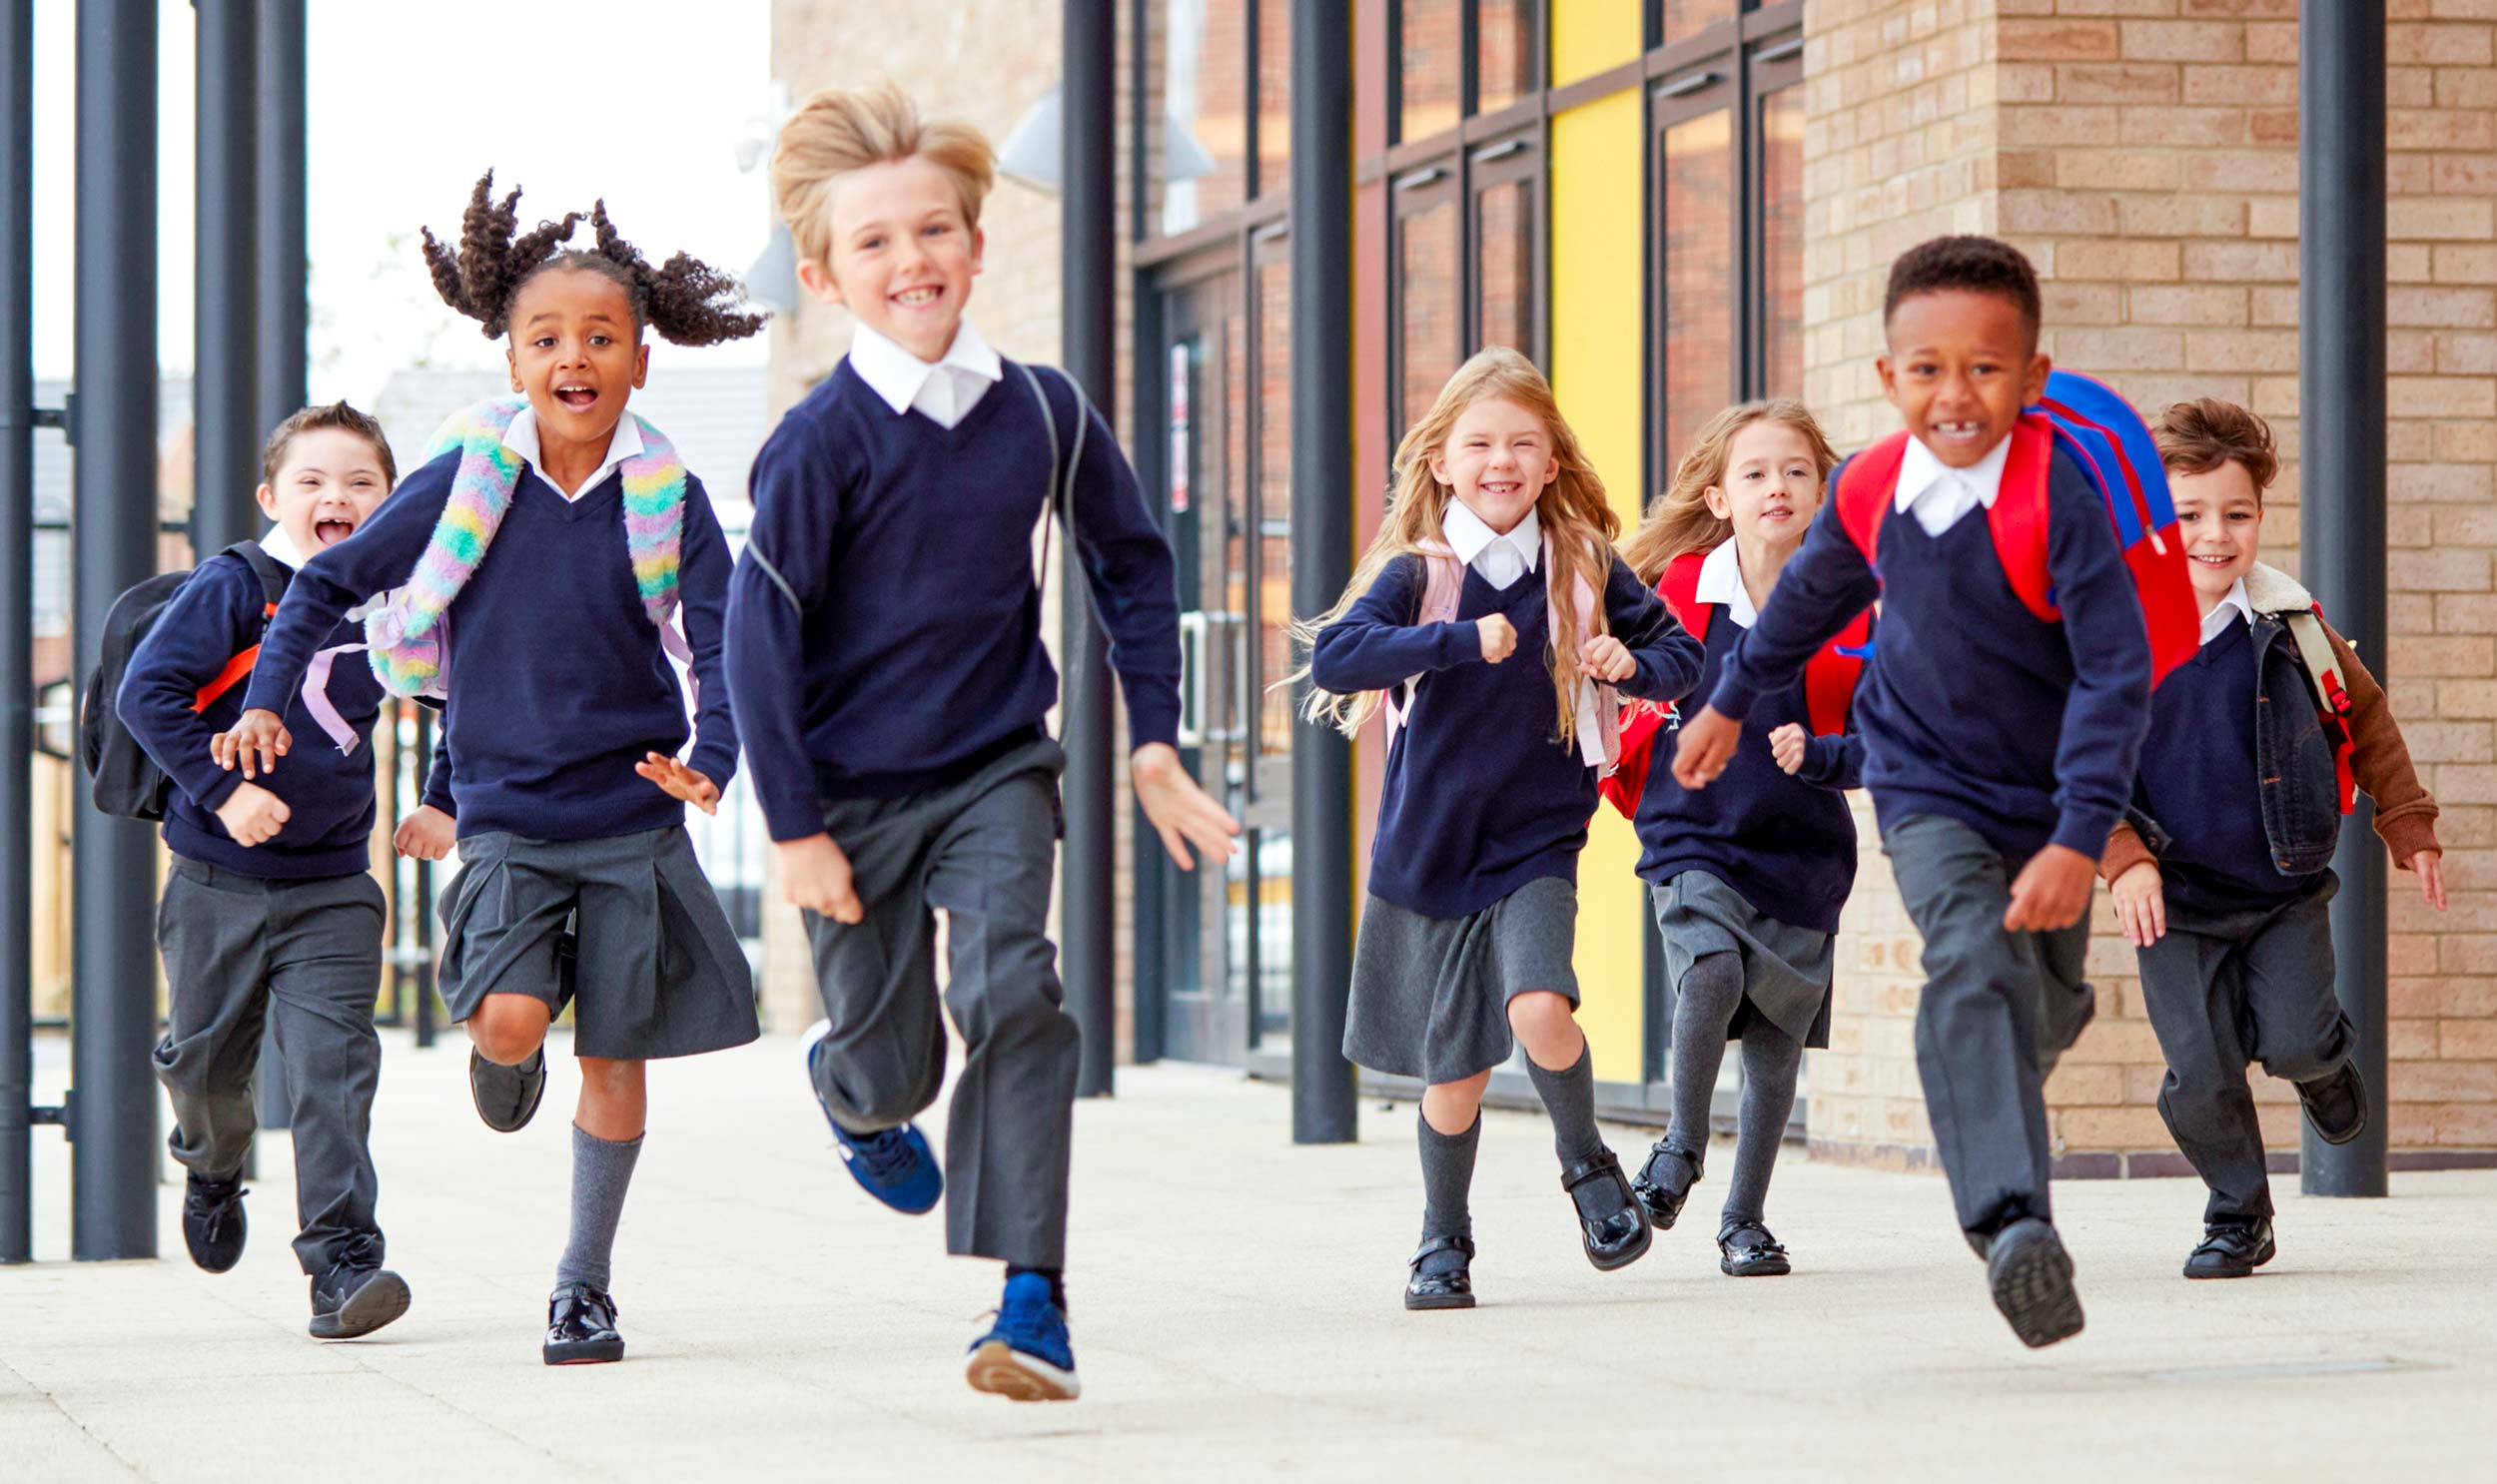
3 1031 2493 1481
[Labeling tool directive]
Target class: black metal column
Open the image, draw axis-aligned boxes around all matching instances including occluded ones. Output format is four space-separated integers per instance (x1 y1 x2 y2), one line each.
1 0 37 1265
72 0 162 1259
1288 0 1355 1142
253 0 304 441
1062 0 1118 1098
2300 0 2389 1197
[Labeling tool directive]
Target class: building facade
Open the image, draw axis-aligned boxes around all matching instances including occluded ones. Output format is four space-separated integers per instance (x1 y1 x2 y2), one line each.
768 0 2497 1172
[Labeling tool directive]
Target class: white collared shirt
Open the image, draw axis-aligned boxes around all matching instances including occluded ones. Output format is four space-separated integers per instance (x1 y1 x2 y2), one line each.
847 321 1005 430
1693 535 1758 629
256 523 310 572
2201 576 2253 645
1442 501 1542 591
501 404 643 502
1894 432 2014 538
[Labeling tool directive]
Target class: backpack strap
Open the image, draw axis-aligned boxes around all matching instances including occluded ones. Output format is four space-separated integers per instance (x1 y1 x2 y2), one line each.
1381 543 1464 742
191 541 292 713
1017 363 1089 586
1808 608 1872 738
1984 415 2061 622
2282 605 2360 815
1833 431 1912 571
1657 550 1713 643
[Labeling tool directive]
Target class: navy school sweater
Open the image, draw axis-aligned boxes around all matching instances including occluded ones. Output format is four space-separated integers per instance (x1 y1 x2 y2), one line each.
1311 552 1704 919
1709 441 2152 864
1633 609 1866 935
118 550 388 878
2131 615 2316 915
726 358 1184 842
241 448 738 843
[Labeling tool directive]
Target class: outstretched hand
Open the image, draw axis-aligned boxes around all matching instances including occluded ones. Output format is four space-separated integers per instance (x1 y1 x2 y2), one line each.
2413 848 2449 912
213 708 293 780
1133 742 1242 871
637 752 721 815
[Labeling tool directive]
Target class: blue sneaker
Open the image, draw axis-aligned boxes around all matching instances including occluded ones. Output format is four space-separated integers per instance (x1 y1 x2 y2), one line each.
803 1020 943 1215
966 1272 1081 1401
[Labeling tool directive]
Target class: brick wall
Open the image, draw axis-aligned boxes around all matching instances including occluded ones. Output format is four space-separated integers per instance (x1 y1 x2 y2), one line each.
1803 0 2497 1168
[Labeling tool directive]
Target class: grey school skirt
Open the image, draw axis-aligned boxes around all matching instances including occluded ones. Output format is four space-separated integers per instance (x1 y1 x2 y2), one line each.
439 824 760 1062
1343 876 1580 1084
1652 869 1835 1049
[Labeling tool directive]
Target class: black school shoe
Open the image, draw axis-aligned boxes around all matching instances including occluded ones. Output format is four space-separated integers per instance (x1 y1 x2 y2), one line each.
182 1173 248 1273
2182 1217 2277 1279
2298 1064 2368 1146
468 1046 547 1133
544 1281 626 1364
1404 1234 1477 1311
1718 1220 1793 1277
309 1264 412 1340
1631 1140 1702 1230
1562 1148 1653 1271
1985 1216 2085 1349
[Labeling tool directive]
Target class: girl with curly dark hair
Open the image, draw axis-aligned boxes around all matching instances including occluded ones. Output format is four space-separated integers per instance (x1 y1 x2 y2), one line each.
215 173 765 1368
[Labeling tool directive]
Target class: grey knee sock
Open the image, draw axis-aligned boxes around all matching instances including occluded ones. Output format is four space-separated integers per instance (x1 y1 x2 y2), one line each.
554 1123 643 1292
1525 1040 1606 1168
1416 1112 1479 1277
1667 952 1746 1172
1722 1025 1803 1229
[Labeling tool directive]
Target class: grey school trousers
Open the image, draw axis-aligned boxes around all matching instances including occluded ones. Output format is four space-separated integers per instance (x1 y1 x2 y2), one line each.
2133 877 2348 1224
153 860 388 1275
802 738 1079 1269
1882 813 2097 1249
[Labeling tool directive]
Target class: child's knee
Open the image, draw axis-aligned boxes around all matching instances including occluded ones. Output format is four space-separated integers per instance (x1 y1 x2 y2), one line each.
1506 990 1578 1044
466 995 551 1065
1421 1074 1490 1133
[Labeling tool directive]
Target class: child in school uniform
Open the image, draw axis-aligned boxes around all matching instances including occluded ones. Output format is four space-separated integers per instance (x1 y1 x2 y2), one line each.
1674 237 2154 1348
1611 399 1866 1278
217 178 764 1365
119 402 413 1339
732 84 1239 1403
2102 398 2446 1279
1303 346 1704 1312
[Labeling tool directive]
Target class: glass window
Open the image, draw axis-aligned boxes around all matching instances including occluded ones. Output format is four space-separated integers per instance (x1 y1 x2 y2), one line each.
1399 0 1462 144
1397 196 1461 441
1477 0 1537 115
1664 0 1739 48
1660 108 1733 469
1158 0 1248 235
1476 176 1535 356
1255 256 1295 758
1761 82 1805 400
1257 0 1291 192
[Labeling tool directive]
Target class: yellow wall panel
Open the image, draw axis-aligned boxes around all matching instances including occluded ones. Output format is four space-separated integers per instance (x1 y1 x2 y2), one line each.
1550 86 1648 1084
1550 0 1643 89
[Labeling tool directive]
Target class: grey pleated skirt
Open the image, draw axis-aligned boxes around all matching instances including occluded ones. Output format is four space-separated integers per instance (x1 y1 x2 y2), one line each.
1652 869 1834 1049
1343 876 1580 1084
439 824 760 1062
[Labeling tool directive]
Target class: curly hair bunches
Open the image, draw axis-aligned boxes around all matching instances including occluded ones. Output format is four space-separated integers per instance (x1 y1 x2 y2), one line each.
419 170 767 347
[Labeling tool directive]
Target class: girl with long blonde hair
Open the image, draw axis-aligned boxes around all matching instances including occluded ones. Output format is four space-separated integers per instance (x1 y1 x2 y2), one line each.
1602 399 1871 1281
1301 347 1703 1311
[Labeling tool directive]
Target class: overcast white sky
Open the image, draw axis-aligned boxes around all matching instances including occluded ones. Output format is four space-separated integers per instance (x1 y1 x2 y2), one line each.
27 0 774 401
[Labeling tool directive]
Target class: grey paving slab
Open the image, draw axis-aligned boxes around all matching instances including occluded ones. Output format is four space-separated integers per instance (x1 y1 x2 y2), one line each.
3 1030 2494 1482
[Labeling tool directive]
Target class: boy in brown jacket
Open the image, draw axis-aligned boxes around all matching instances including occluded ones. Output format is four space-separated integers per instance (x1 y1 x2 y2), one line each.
2102 398 2447 1278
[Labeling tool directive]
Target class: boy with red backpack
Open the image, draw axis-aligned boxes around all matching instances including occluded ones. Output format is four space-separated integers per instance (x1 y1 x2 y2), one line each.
2101 398 2445 1280
1674 236 2179 1349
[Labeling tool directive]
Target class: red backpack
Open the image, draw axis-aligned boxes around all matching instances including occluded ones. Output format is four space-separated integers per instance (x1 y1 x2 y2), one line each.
1597 549 1869 820
1831 370 2199 690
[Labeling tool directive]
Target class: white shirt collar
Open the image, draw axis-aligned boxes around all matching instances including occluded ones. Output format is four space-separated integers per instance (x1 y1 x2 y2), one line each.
500 404 643 502
256 523 310 571
1693 535 1757 628
2201 577 2253 644
1894 432 2013 526
1441 501 1541 588
847 321 1005 424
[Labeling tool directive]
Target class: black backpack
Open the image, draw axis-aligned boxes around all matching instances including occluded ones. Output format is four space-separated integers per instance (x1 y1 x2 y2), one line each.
79 540 292 821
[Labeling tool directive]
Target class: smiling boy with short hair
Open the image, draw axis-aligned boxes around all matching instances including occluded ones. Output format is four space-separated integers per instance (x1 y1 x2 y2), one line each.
1674 235 2153 1348
2101 397 2445 1279
730 82 1241 1401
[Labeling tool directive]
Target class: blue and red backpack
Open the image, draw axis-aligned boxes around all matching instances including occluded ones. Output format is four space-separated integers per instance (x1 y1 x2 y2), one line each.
1833 369 2200 688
